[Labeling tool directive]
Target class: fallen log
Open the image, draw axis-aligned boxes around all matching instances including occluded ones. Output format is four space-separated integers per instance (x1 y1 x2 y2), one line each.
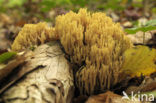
0 41 74 103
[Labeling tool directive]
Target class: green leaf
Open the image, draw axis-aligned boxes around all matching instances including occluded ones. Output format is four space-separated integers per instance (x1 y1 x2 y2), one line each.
7 0 26 8
39 0 56 12
125 26 156 34
125 27 140 34
139 26 156 32
0 52 17 64
145 19 156 26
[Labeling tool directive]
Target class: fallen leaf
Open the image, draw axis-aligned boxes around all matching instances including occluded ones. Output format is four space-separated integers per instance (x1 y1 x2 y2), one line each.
0 13 13 25
126 76 156 94
0 52 17 64
85 91 141 103
121 45 156 77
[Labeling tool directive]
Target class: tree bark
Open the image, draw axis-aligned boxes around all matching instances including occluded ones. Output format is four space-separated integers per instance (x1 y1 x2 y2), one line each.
0 41 74 103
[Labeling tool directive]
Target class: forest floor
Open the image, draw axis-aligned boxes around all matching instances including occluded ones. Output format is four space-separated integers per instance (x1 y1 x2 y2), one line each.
0 1 156 103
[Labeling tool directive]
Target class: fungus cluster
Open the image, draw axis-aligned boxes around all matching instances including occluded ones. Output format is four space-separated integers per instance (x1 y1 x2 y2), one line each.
55 9 132 94
11 22 56 51
12 9 132 95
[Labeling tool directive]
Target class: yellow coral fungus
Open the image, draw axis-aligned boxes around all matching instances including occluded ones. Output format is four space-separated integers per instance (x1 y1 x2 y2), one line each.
12 9 133 95
12 22 57 51
55 9 132 94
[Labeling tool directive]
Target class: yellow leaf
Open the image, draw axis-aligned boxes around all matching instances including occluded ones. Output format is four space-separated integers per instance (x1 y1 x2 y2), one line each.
121 45 156 77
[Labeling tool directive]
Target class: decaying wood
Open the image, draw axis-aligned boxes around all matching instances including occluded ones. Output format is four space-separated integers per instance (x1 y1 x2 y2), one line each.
0 41 74 103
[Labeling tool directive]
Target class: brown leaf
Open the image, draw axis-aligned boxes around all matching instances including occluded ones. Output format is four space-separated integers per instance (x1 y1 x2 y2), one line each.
85 91 141 103
126 76 156 94
0 13 13 25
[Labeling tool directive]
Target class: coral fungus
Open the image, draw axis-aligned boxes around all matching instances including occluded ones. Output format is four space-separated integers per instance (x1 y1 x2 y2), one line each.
12 22 56 51
12 9 132 95
55 9 132 94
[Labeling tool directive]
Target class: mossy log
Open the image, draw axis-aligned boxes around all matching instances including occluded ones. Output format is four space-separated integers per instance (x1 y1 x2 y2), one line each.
0 41 74 103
